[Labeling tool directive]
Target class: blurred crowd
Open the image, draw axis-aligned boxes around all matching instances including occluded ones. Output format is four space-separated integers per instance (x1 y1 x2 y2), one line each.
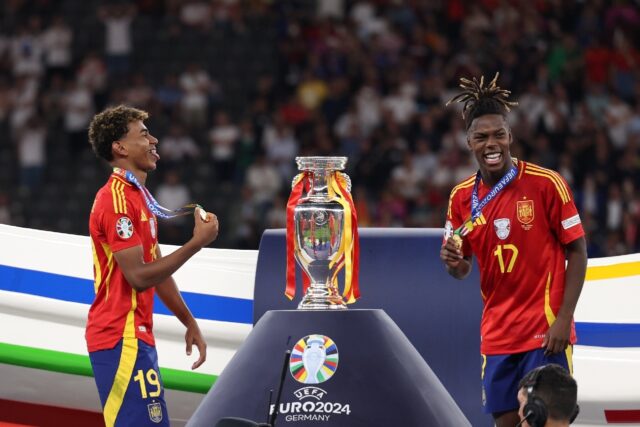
0 0 638 257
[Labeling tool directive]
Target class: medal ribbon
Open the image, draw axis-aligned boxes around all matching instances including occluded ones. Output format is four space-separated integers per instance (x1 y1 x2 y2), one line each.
113 168 201 219
455 165 518 236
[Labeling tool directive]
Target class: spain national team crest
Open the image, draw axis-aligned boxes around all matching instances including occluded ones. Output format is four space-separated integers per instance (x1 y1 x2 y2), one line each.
517 200 534 225
116 217 133 239
290 334 339 385
494 218 510 240
147 401 163 423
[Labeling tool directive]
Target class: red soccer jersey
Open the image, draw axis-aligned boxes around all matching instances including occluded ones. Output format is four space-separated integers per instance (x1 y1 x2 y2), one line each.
445 160 585 355
86 172 159 352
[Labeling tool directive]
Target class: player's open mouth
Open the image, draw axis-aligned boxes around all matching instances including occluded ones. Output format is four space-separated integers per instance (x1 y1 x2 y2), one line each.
149 148 160 161
484 152 502 165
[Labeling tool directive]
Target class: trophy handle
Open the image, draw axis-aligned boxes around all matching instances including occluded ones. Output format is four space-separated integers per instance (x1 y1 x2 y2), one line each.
338 172 352 193
291 173 305 189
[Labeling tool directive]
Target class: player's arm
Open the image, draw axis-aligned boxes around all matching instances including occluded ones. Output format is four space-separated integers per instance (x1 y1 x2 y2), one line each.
543 236 587 355
113 209 218 292
155 245 207 370
440 240 473 279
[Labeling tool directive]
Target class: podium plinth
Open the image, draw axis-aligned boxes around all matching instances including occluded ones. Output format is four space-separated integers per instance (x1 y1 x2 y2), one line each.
188 309 470 427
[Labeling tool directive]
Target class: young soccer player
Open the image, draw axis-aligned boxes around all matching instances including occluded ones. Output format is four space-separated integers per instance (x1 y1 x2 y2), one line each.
440 75 587 427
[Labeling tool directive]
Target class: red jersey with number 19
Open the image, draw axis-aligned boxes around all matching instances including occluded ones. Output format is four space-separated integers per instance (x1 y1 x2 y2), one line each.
444 160 585 355
86 172 158 352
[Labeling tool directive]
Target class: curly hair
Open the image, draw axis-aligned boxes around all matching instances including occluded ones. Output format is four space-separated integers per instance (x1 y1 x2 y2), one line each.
88 105 149 161
446 73 518 130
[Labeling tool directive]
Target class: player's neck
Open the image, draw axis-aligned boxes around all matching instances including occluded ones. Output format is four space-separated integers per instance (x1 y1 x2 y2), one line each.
111 160 148 186
480 157 516 187
479 168 505 187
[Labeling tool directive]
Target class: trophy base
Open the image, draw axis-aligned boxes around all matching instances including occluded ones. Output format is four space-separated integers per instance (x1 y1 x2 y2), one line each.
297 290 347 310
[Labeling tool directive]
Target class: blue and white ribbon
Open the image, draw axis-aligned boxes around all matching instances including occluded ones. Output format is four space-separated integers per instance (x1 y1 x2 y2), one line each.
113 168 200 220
456 164 518 237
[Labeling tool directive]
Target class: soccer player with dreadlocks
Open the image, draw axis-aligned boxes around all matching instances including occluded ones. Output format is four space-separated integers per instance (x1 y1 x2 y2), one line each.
439 74 587 427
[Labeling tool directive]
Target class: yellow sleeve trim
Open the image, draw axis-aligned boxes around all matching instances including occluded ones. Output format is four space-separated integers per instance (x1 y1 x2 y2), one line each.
524 165 570 203
447 177 476 218
91 240 102 295
112 175 132 186
110 180 128 214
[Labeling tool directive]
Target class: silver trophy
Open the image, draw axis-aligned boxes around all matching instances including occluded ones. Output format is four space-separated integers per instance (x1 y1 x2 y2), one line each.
292 156 353 310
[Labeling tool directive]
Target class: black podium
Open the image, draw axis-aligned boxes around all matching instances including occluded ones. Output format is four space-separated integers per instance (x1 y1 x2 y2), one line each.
187 309 470 427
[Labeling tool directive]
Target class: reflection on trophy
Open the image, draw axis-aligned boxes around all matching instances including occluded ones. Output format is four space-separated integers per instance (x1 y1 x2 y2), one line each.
285 156 360 309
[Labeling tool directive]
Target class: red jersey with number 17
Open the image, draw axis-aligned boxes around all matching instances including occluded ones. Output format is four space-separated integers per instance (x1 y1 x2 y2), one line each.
444 160 585 355
85 172 158 352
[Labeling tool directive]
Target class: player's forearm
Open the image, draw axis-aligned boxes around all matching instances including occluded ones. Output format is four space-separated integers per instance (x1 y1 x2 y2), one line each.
558 237 587 319
130 240 202 291
156 277 196 327
446 257 472 279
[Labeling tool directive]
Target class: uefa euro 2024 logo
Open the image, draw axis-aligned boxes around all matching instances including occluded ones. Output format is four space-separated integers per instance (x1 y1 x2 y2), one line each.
276 334 350 422
289 334 339 384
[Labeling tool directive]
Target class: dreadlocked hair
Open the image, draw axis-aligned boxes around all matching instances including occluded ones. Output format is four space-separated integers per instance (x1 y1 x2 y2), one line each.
445 72 518 130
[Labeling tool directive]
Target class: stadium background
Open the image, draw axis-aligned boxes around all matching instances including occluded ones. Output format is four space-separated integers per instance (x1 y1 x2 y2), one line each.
0 0 638 256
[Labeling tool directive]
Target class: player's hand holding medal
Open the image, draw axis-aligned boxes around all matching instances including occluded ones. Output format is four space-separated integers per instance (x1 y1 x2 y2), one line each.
193 205 219 247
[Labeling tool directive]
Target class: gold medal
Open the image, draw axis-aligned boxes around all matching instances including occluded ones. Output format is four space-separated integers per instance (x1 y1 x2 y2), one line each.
198 206 208 222
451 234 463 250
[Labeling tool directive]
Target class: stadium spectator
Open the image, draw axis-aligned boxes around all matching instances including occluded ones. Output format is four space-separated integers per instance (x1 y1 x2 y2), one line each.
76 51 109 110
208 111 239 183
41 15 72 83
63 80 94 156
98 3 135 77
156 169 193 245
159 124 200 171
262 112 298 183
179 62 220 129
10 18 44 78
16 116 46 193
244 154 282 219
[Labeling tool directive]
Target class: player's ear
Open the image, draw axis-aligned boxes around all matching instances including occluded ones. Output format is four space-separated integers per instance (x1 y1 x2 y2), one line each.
504 117 513 146
466 120 474 150
112 140 127 157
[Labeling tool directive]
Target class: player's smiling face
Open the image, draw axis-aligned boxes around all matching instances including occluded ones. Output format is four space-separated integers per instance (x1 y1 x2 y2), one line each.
116 120 160 172
467 114 513 182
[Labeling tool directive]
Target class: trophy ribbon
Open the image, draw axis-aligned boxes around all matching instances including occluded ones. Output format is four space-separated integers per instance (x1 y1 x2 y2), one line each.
113 167 206 220
329 172 360 303
285 172 310 300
